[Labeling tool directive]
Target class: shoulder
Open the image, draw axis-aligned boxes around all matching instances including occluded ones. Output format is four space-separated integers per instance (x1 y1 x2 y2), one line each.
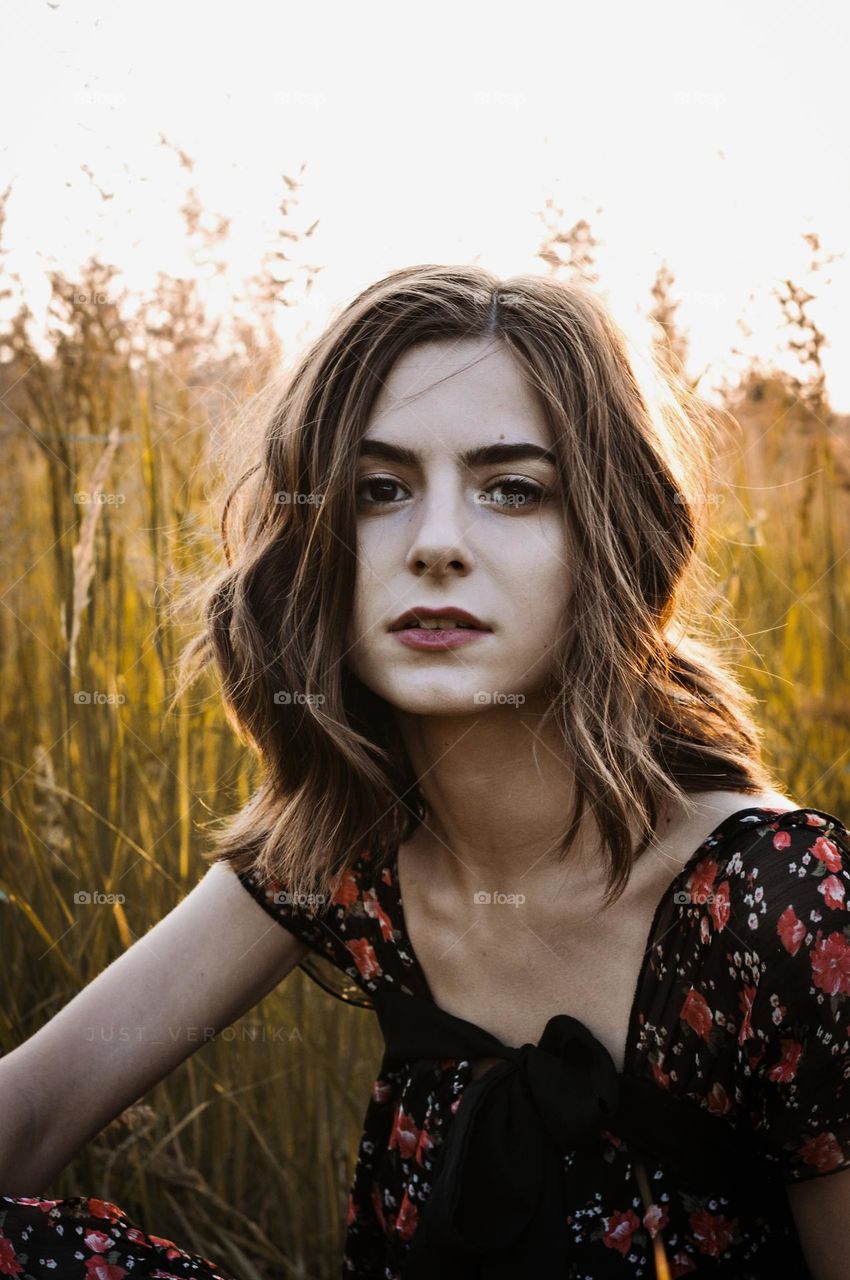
723 808 850 1181
719 808 850 983
233 846 376 952
232 845 405 995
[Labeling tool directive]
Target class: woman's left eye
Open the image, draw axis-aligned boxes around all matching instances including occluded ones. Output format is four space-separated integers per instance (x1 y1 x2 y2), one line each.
478 477 551 510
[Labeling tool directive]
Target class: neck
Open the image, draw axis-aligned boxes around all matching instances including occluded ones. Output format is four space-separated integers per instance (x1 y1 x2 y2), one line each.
393 696 670 895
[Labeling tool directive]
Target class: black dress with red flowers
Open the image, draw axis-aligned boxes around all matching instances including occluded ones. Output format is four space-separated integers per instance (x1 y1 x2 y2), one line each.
3 804 850 1279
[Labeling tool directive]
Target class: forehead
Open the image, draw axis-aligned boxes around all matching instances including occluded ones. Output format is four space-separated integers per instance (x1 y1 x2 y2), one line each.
365 337 551 447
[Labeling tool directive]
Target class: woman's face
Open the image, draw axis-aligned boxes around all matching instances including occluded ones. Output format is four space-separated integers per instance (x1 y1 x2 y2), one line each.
343 336 572 715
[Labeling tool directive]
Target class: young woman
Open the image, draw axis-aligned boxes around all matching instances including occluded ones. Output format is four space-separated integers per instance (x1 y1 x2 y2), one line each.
2 265 849 1279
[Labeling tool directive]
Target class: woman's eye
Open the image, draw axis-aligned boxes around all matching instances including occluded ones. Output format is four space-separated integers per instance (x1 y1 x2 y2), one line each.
478 477 551 510
355 475 409 507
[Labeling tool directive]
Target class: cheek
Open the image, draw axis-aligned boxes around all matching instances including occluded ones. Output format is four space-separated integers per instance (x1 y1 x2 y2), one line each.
346 548 387 659
503 549 570 655
504 521 570 607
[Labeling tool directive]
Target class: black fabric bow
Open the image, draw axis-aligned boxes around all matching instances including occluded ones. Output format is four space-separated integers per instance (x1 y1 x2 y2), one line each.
374 985 783 1279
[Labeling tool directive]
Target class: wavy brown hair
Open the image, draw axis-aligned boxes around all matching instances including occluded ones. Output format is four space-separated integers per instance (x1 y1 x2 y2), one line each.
174 263 780 911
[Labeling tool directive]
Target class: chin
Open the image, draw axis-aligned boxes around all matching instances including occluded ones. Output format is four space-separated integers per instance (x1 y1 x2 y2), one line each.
385 681 495 717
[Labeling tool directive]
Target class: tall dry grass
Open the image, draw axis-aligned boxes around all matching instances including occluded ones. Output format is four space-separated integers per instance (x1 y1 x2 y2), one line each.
0 190 848 1280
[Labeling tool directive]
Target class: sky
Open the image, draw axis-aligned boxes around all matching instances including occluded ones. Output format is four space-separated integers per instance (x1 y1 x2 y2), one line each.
2 0 849 408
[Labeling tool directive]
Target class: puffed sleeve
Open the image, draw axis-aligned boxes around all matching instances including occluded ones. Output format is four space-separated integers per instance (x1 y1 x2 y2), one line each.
230 856 378 1008
744 810 850 1182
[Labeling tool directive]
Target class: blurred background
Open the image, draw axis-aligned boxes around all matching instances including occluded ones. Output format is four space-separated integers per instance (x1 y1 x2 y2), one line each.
1 1 848 1277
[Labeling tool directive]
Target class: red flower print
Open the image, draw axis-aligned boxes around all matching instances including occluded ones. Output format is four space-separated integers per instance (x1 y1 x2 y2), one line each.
766 1038 803 1083
773 829 792 850
680 988 713 1041
670 1252 698 1276
737 984 756 1046
83 1260 127 1280
125 1228 150 1246
363 887 396 941
819 875 846 910
83 1229 115 1253
347 936 383 980
395 1191 420 1242
688 1208 737 1257
777 905 806 957
708 880 730 932
147 1234 181 1258
800 1131 844 1172
389 1105 420 1160
331 868 361 909
602 1208 641 1254
650 1060 671 1089
689 857 718 903
643 1202 669 1238
812 836 842 873
347 1191 357 1226
706 1080 731 1115
0 1233 24 1278
811 932 850 997
3 1198 62 1212
414 1125 435 1165
85 1200 125 1223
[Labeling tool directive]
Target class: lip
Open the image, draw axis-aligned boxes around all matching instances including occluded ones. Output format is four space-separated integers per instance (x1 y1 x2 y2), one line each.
389 606 491 632
392 627 490 651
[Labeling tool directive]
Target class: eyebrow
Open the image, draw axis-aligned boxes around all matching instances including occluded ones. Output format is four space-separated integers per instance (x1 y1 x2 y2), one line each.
357 438 557 468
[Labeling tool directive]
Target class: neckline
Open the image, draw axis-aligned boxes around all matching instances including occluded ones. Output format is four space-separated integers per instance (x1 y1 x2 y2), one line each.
388 804 819 1075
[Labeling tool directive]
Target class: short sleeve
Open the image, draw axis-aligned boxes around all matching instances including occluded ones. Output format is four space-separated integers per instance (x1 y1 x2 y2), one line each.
232 860 376 1009
744 810 850 1183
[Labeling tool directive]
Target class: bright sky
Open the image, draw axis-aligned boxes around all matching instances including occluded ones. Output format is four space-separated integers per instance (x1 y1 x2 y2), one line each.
3 0 850 408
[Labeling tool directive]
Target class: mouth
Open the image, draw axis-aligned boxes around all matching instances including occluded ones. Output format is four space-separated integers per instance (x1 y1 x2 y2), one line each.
389 608 491 633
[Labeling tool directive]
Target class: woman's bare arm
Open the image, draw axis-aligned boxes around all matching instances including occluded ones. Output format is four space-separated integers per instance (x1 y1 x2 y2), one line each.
0 861 308 1193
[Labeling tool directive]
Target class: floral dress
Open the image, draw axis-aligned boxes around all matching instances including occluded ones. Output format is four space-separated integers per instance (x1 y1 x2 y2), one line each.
3 803 850 1280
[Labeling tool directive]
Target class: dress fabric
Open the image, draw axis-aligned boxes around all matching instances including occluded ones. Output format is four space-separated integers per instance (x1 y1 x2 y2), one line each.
3 804 850 1280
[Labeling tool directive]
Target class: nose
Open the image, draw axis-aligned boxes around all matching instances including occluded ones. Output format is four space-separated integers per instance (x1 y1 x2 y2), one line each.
404 472 476 576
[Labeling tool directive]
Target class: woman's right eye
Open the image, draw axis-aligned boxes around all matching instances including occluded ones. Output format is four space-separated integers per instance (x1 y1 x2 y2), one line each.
355 475 409 507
